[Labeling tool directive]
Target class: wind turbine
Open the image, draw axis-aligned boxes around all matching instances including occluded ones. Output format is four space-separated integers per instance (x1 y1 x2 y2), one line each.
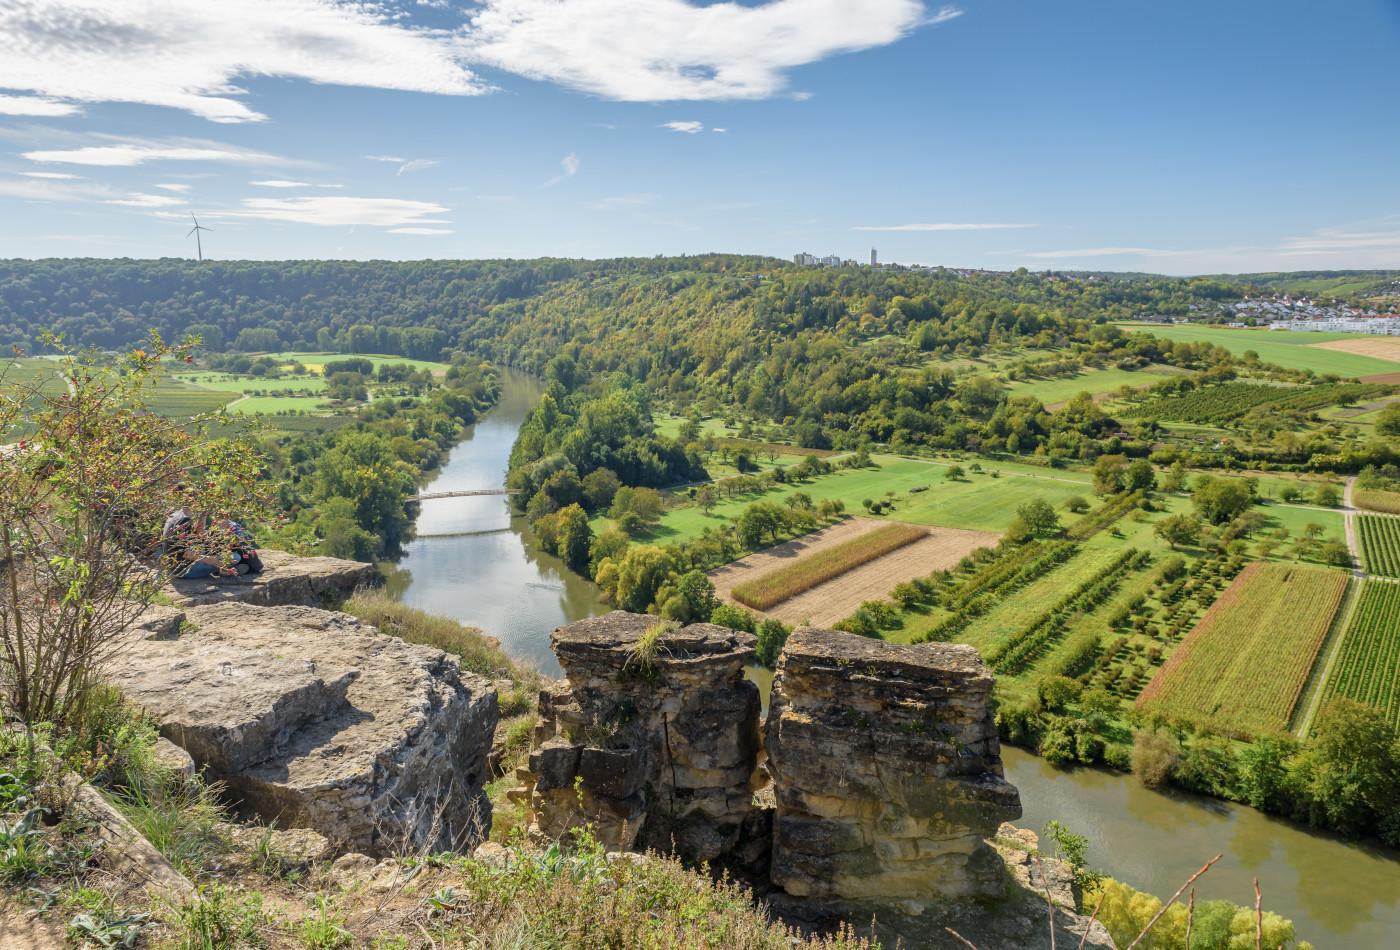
186 213 213 261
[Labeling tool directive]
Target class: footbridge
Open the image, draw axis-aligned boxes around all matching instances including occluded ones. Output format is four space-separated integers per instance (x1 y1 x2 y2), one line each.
406 488 520 502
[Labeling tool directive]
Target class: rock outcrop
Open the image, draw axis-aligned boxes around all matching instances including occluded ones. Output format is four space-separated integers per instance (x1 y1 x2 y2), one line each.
517 611 760 862
765 627 1022 906
108 602 497 856
165 549 376 608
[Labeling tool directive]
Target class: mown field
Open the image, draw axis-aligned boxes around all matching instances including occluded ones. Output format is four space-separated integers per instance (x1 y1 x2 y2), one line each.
637 454 1092 542
1006 365 1182 406
1119 323 1400 377
1357 515 1400 578
262 351 451 375
1323 581 1400 729
729 522 926 610
1136 562 1350 736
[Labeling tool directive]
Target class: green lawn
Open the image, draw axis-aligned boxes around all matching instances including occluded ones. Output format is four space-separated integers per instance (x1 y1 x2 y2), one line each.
633 454 1091 543
261 351 451 375
1119 324 1399 377
1007 365 1183 406
172 371 327 394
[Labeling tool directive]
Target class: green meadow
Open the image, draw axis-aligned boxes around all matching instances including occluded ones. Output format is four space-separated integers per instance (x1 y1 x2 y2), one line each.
262 351 451 375
1120 323 1399 377
1007 365 1183 405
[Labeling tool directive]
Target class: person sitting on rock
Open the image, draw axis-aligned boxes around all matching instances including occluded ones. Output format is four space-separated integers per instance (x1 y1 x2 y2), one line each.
163 511 237 580
218 514 263 576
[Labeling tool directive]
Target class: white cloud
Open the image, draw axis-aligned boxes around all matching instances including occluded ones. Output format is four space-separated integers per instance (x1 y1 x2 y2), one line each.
22 141 286 167
250 179 311 188
396 158 439 175
209 195 451 228
19 171 80 180
0 0 488 123
463 1 955 101
0 177 111 202
543 152 580 187
853 222 1037 232
661 121 704 134
389 227 454 235
155 183 192 193
105 192 187 208
0 93 81 116
366 155 407 164
712 127 727 133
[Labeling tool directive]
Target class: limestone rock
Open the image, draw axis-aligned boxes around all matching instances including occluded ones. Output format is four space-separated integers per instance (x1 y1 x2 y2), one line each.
766 628 1022 907
109 602 497 856
226 824 332 865
151 737 195 781
521 611 760 862
165 549 376 608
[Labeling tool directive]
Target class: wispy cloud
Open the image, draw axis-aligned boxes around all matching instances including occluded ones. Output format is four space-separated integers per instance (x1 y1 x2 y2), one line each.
543 152 580 188
19 171 81 180
22 139 288 167
365 155 406 164
396 158 439 175
0 0 488 123
585 193 658 210
389 227 454 235
250 179 311 188
208 195 450 228
462 1 956 101
105 192 187 208
853 222 1037 232
0 94 81 116
155 183 192 193
661 121 704 134
1024 246 1217 259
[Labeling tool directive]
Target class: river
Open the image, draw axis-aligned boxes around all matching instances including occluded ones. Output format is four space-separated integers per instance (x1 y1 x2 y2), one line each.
397 369 1400 948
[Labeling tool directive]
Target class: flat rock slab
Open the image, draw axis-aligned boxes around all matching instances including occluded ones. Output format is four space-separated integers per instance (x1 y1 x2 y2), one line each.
110 602 497 856
165 549 376 608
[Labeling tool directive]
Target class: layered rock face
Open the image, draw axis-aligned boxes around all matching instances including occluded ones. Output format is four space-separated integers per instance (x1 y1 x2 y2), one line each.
165 549 375 608
519 611 760 862
109 602 497 856
765 627 1022 905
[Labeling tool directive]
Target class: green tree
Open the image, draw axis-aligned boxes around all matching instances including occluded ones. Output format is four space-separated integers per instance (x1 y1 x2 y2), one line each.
1125 458 1156 492
1296 699 1400 841
1154 513 1201 549
1092 454 1129 495
611 546 677 613
553 504 593 572
314 431 416 552
1311 483 1341 508
755 619 790 668
1016 498 1061 538
737 501 787 548
1192 476 1254 524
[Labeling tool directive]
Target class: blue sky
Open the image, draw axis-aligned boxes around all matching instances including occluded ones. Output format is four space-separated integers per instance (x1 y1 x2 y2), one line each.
1 0 1398 274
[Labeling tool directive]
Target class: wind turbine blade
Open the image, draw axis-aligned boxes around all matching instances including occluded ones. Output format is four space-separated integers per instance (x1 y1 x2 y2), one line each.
186 227 197 237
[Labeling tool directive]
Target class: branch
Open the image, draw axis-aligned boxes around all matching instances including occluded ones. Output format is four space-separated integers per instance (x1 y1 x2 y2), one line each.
1124 854 1222 950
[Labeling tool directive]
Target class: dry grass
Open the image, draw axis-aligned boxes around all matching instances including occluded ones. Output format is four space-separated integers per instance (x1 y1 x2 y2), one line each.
1354 488 1400 515
730 522 928 611
1312 336 1400 364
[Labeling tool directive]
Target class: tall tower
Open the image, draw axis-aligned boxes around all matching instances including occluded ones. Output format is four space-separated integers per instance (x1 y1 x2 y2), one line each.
870 247 878 267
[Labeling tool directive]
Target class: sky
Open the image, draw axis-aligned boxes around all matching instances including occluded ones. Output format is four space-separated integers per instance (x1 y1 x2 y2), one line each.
1 0 1399 274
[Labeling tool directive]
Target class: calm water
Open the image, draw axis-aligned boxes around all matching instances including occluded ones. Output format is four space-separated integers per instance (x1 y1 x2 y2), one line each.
401 370 1400 947
396 370 608 676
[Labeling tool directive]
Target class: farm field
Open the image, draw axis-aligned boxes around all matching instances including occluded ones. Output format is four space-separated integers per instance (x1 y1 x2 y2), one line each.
1006 365 1183 406
1322 581 1400 729
261 351 451 375
1357 515 1400 577
641 455 1091 543
1136 562 1350 736
1313 336 1400 364
708 518 996 627
1119 323 1400 377
1354 489 1400 515
730 522 926 610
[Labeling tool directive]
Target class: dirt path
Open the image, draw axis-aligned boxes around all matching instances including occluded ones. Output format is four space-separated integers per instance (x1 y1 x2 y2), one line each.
709 518 998 627
1344 475 1362 574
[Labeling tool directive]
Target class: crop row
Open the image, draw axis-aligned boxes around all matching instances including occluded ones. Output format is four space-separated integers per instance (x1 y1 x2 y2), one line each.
1132 381 1388 425
1353 489 1400 516
914 541 1078 643
731 522 926 610
989 548 1151 674
1136 562 1350 737
1066 491 1143 541
1357 514 1400 579
1324 581 1400 728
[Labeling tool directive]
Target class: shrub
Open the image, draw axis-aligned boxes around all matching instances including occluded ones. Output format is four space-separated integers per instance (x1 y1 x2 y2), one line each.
1131 728 1181 788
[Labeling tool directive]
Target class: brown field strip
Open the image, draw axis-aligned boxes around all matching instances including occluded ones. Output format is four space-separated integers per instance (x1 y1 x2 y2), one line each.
1311 337 1400 364
709 518 999 627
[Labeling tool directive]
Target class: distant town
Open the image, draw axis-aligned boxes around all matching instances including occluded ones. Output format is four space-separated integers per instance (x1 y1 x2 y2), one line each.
793 248 880 268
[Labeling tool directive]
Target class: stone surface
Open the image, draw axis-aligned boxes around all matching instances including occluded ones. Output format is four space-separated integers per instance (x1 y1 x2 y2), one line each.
165 549 376 608
108 602 497 856
765 627 1022 908
518 611 760 862
151 737 195 781
226 824 332 865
